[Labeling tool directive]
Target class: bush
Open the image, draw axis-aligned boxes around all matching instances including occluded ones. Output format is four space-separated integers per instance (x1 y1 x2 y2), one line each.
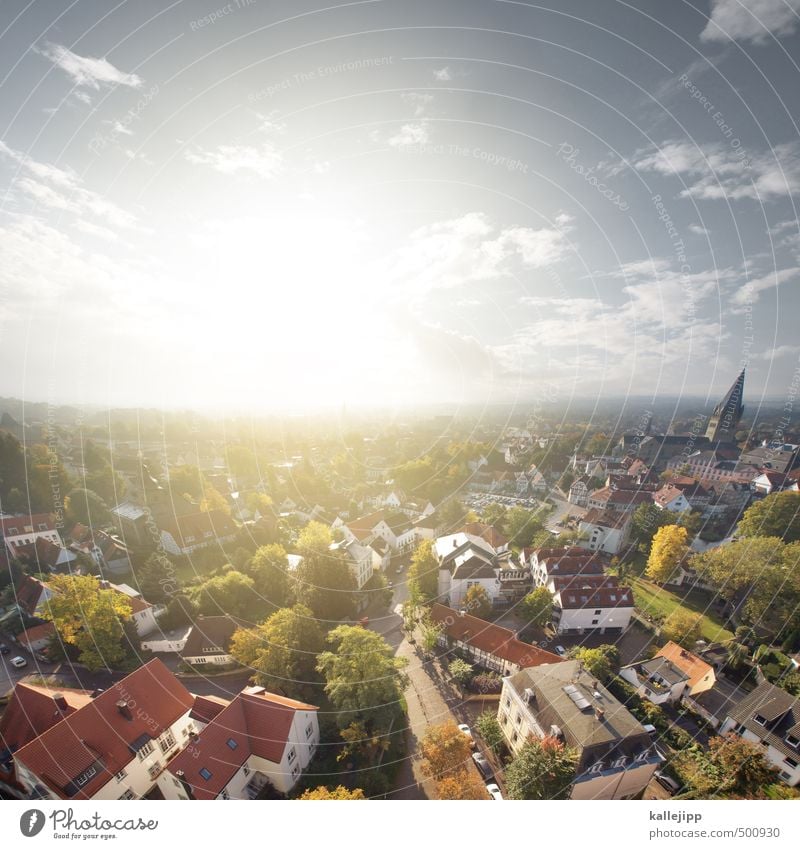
469 672 503 694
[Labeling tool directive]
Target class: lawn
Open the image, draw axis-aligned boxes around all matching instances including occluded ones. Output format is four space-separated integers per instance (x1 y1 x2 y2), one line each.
630 577 734 643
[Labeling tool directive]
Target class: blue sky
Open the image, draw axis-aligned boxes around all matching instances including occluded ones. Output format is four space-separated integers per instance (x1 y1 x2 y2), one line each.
1 0 799 413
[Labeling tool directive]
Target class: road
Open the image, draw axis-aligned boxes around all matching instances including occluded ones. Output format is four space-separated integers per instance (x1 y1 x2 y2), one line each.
545 489 587 533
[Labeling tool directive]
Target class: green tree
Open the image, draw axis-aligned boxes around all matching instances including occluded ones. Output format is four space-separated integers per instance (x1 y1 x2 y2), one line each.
408 539 439 602
646 525 689 584
518 587 553 627
293 522 356 621
230 604 324 699
195 570 256 618
132 552 176 604
505 737 579 800
317 625 408 732
246 543 290 609
463 584 491 619
504 506 543 547
448 658 473 687
42 574 133 671
660 609 703 649
568 646 614 681
737 491 800 543
482 502 507 528
476 710 505 757
64 488 110 529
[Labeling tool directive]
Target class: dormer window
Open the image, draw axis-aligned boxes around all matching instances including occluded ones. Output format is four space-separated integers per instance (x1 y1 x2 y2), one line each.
754 714 767 726
786 735 799 749
613 756 627 768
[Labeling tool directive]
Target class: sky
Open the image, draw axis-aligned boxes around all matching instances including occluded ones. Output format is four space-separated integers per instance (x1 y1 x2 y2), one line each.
1 0 799 414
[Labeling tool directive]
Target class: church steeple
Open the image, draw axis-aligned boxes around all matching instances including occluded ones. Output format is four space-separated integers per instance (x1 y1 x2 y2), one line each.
705 369 745 442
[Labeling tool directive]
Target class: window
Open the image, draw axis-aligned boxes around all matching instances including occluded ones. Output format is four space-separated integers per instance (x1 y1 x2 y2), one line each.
115 769 127 782
613 756 626 768
226 738 238 750
609 594 617 602
305 723 314 739
591 619 599 625
785 756 799 769
787 735 800 749
287 747 296 764
780 771 792 782
199 767 213 781
243 765 251 777
291 763 300 778
137 740 155 761
594 610 601 615
754 714 767 726
148 762 162 780
119 788 136 800
588 761 604 774
159 731 176 753
220 788 229 800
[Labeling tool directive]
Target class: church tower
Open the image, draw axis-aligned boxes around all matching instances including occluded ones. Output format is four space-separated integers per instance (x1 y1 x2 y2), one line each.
705 369 745 443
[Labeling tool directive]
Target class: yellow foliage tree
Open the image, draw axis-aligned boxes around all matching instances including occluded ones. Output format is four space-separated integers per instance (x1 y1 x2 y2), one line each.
420 722 472 780
299 785 366 800
435 770 489 800
646 524 688 584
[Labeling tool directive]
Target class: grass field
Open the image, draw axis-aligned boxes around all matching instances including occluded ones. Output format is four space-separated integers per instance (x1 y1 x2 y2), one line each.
630 576 734 643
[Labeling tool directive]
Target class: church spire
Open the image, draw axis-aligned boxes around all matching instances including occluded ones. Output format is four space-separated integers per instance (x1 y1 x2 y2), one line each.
705 368 745 443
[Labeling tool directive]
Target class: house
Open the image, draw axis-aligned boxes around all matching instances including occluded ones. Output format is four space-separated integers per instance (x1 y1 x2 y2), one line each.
433 532 500 608
14 575 57 617
140 626 192 654
568 476 591 507
11 536 77 572
550 577 633 636
6 660 197 800
652 484 691 513
430 603 561 674
719 681 800 786
498 660 660 799
330 538 373 590
578 509 632 555
339 509 417 553
180 615 242 666
655 641 716 696
368 537 392 571
461 521 509 552
752 471 791 496
101 580 162 637
619 657 690 705
16 622 56 654
669 479 713 511
527 465 548 495
1 514 63 559
587 487 653 514
94 531 132 575
529 547 604 587
739 442 799 475
159 510 237 555
159 687 320 799
109 501 150 547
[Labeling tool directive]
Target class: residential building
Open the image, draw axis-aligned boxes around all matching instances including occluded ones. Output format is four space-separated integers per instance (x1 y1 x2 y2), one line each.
719 681 800 786
10 536 77 572
587 486 653 514
655 641 716 696
180 615 242 666
430 603 561 675
652 484 692 513
109 501 150 547
568 476 591 507
337 509 417 553
433 532 500 608
619 657 689 705
739 442 799 475
1 514 63 558
551 577 633 636
498 660 660 799
159 510 236 555
330 537 373 590
461 521 510 552
578 508 632 555
159 687 320 799
15 622 56 654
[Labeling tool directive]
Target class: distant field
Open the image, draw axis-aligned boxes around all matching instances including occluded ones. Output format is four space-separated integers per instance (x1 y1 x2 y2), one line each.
630 577 734 643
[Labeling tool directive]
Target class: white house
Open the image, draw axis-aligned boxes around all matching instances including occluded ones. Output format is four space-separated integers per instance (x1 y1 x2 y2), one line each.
1 514 63 558
498 661 660 799
434 532 500 608
619 657 690 705
653 485 692 513
578 508 631 555
330 538 374 590
180 616 241 666
568 476 591 507
551 578 633 635
719 681 800 787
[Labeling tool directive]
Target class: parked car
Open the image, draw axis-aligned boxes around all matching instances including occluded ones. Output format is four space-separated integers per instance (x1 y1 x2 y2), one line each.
458 723 476 747
642 723 657 736
10 656 27 668
472 752 492 779
486 783 504 800
654 771 681 794
0 644 10 655
555 645 567 656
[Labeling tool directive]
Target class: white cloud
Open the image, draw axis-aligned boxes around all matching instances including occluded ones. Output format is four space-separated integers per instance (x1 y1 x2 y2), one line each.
185 143 282 179
689 223 710 235
634 140 800 201
401 92 434 117
433 67 452 81
38 43 143 89
388 122 429 148
756 344 800 360
729 267 800 306
700 0 800 44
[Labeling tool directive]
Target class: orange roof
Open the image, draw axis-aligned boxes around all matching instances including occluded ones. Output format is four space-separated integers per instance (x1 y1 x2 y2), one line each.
17 621 56 645
430 603 562 669
655 641 714 689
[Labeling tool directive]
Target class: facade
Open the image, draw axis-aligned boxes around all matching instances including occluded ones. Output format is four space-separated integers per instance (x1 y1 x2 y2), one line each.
619 657 689 705
568 476 591 507
159 510 236 555
655 641 716 696
652 485 691 513
578 508 632 555
1 514 63 558
330 538 374 590
719 681 800 786
180 615 242 666
498 661 660 799
433 532 500 608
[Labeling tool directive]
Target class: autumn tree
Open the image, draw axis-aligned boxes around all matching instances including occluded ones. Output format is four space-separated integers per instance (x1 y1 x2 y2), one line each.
505 736 578 800
708 734 777 796
448 658 474 687
568 646 616 681
518 587 553 627
646 525 688 584
245 543 291 609
737 491 800 543
420 722 472 781
229 604 324 699
407 539 439 602
293 522 356 621
43 574 133 671
435 771 489 800
463 584 492 619
660 610 703 649
476 710 505 757
299 786 366 800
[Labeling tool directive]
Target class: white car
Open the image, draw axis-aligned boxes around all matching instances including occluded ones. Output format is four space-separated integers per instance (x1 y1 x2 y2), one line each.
486 783 504 800
555 645 567 657
10 656 27 668
458 723 475 747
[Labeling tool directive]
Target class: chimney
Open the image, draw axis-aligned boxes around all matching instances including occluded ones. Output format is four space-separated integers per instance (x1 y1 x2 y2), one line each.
116 700 133 720
594 706 605 721
53 693 68 712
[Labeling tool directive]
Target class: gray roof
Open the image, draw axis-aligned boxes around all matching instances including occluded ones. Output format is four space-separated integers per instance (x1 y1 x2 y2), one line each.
637 656 690 688
726 681 800 760
506 660 653 770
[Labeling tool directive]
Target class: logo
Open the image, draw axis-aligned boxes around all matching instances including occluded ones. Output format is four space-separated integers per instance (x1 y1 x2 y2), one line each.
20 809 46 837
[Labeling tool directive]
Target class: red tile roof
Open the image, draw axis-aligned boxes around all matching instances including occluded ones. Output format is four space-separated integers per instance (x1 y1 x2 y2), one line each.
655 641 714 689
167 689 318 800
557 584 633 609
653 484 687 507
17 621 56 646
14 659 195 799
0 513 56 537
580 508 631 530
461 522 508 550
430 603 562 669
14 575 49 615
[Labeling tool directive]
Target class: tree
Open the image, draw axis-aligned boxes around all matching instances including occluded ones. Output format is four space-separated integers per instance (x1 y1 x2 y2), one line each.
420 722 472 780
448 658 473 687
407 539 439 602
246 544 290 610
737 491 800 543
64 488 110 529
646 525 688 584
504 506 543 548
438 499 467 532
293 522 356 621
504 737 578 800
518 587 553 628
299 786 366 800
194 570 256 618
708 734 778 796
476 710 505 757
463 584 491 619
568 646 613 681
42 574 133 671
482 502 507 528
229 604 324 699
419 617 442 655
317 625 408 732
132 552 177 604
661 610 703 649
435 771 489 800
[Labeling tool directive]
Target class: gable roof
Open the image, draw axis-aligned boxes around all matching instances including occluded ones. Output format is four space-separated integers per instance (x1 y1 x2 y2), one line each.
160 510 236 548
725 681 800 760
166 688 318 799
430 603 561 668
180 616 242 658
655 641 715 689
653 485 688 507
13 659 195 799
0 513 56 538
580 508 631 530
17 621 56 647
14 574 50 614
